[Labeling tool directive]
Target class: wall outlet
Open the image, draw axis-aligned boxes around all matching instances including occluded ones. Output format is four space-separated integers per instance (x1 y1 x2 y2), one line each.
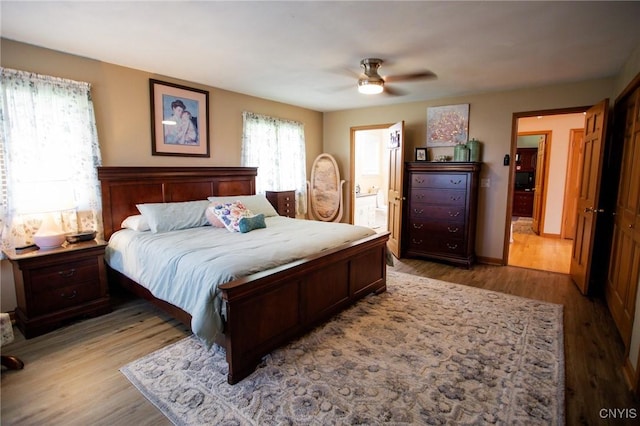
480 178 490 188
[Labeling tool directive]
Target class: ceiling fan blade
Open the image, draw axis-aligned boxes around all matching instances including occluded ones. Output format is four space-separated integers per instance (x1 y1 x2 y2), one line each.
383 85 407 96
384 70 437 83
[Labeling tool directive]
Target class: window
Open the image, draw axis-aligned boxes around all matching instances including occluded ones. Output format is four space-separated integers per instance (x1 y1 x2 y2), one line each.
0 68 103 252
241 112 307 215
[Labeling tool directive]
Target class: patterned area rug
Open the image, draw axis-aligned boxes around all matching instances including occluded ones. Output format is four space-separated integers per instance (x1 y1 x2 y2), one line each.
512 217 535 235
121 271 564 425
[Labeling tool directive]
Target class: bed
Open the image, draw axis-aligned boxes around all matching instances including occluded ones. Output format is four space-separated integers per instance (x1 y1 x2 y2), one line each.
97 166 389 384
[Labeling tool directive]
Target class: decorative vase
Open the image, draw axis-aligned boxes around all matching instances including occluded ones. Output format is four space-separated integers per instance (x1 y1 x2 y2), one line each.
468 138 480 162
454 143 469 162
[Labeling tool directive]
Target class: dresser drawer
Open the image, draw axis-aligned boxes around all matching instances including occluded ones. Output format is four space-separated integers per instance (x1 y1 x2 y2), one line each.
30 281 102 316
407 220 465 236
28 257 99 295
410 173 468 189
411 188 466 206
409 204 466 222
407 232 466 255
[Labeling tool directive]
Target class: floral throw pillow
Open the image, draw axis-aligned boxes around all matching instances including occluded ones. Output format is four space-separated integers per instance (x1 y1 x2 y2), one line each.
211 201 254 232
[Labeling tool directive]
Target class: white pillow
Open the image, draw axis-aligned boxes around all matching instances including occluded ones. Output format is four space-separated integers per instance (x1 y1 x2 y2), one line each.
136 200 210 233
120 215 151 232
207 194 279 217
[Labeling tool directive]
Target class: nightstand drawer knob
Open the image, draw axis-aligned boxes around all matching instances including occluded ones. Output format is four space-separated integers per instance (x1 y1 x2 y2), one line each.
58 268 76 278
60 290 77 299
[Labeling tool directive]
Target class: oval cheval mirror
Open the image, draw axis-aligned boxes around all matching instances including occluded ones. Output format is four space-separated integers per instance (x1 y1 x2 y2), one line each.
306 153 345 222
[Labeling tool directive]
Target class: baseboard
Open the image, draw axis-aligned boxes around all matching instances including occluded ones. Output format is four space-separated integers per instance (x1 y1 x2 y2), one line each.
540 232 561 239
477 256 503 266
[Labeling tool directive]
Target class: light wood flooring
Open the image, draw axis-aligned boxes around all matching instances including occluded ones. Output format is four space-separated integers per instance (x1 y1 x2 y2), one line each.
2 258 638 425
509 229 573 274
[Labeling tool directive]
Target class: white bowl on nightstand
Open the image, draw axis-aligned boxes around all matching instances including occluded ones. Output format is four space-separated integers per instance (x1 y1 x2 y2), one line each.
33 233 66 250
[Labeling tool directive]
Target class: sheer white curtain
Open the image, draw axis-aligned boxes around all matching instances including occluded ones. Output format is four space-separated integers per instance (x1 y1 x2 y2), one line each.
0 68 103 254
241 112 307 215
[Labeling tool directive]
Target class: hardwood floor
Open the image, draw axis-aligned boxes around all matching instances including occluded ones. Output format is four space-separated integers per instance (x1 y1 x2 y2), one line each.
2 259 638 425
508 227 573 274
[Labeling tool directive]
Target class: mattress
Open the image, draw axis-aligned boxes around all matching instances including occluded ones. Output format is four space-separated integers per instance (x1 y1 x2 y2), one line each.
105 216 376 347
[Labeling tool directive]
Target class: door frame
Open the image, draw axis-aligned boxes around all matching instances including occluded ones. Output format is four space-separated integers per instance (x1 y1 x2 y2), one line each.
502 106 591 266
349 123 394 225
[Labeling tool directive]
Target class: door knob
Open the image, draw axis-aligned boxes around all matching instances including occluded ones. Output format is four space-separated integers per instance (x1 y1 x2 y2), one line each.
584 207 605 213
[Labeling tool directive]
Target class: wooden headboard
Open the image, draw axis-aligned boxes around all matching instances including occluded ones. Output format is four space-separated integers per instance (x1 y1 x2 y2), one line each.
97 166 257 240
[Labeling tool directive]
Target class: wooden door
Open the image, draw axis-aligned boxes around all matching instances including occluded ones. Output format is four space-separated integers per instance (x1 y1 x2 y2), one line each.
562 129 584 240
570 99 609 295
606 87 640 349
386 121 405 258
531 135 546 234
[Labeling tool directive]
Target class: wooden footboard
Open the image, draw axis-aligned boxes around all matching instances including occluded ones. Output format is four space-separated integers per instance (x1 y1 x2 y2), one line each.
98 166 389 384
220 231 388 383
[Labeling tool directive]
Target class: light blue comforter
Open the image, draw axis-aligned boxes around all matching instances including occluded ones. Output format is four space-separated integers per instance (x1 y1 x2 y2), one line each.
105 217 376 347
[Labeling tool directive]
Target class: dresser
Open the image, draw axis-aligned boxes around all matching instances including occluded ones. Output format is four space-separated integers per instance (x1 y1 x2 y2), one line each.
512 190 534 217
403 162 481 268
265 190 296 218
4 240 111 338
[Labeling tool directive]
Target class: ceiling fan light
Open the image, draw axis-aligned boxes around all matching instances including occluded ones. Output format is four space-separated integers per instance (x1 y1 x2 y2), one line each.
358 80 384 95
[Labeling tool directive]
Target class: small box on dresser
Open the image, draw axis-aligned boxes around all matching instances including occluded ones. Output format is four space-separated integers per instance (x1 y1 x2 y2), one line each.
265 190 296 218
403 162 481 268
4 240 111 338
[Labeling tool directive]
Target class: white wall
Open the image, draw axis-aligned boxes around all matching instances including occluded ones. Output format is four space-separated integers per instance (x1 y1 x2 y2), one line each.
518 114 586 235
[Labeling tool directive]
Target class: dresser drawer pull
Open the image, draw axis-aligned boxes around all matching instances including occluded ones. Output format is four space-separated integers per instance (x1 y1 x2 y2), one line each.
415 194 425 200
415 177 425 184
449 196 462 201
60 290 77 299
412 238 423 244
447 226 459 233
58 268 76 278
448 211 460 217
413 223 423 229
450 179 462 185
413 208 424 214
446 243 458 250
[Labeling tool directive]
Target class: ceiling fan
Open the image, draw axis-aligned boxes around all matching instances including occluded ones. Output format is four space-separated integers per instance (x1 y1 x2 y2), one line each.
357 58 436 95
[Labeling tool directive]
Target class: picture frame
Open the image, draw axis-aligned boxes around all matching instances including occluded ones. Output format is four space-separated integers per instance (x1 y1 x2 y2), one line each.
388 130 400 148
415 147 428 161
150 79 210 157
426 103 469 147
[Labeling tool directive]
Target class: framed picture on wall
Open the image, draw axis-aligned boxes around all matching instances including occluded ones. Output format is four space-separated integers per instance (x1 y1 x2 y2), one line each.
150 79 210 157
426 103 469 147
415 147 428 161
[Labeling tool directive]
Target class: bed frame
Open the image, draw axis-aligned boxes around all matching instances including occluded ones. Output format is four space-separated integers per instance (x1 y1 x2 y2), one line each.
97 166 389 384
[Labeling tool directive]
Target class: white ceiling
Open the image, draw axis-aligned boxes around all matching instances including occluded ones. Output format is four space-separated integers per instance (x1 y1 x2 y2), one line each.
2 1 640 112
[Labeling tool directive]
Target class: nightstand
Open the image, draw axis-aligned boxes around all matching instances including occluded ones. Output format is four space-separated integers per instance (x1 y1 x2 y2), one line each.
4 240 111 338
266 190 296 218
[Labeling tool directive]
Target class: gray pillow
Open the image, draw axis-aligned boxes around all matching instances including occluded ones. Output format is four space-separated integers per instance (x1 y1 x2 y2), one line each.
136 200 210 233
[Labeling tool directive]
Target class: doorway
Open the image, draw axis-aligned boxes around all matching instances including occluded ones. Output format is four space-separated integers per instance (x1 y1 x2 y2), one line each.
506 110 587 274
351 126 390 233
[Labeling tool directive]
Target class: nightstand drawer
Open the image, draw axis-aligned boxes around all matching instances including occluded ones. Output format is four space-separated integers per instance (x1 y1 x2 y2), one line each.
28 257 99 295
266 190 296 218
30 281 102 316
